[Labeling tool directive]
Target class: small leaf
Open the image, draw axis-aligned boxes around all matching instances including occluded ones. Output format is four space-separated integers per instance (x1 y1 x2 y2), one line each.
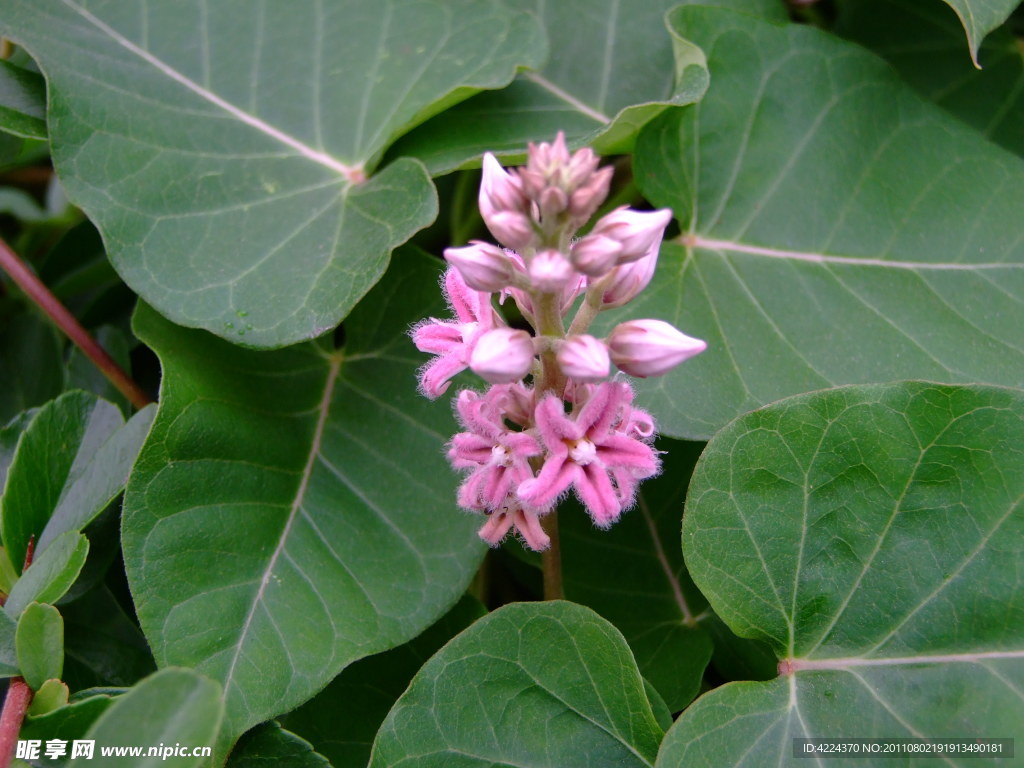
0 0 546 347
0 391 153 573
227 723 330 768
16 602 63 691
27 678 70 717
659 382 1024 766
4 531 89 618
628 6 1024 439
69 668 223 768
124 248 482 754
562 439 712 711
0 59 46 139
281 595 484 767
21 694 113 750
370 601 664 768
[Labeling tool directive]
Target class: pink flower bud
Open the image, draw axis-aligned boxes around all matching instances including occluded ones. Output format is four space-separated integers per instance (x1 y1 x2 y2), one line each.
568 166 613 224
528 249 575 292
479 153 527 220
444 242 514 292
608 320 706 377
601 246 658 308
589 207 672 264
571 234 623 277
485 210 534 251
557 335 610 382
470 328 535 383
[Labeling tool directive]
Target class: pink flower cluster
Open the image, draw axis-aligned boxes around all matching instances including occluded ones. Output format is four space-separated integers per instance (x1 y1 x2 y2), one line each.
412 134 706 550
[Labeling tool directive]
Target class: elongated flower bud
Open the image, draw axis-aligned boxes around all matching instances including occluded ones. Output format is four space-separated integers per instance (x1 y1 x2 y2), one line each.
528 249 575 292
557 335 610 382
480 153 527 219
608 320 706 377
571 234 622 277
601 246 658 308
485 210 534 251
470 328 535 383
588 207 672 264
444 242 514 292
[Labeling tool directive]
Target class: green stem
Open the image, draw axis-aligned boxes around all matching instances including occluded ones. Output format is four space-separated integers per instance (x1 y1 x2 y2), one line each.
540 510 563 600
0 236 153 410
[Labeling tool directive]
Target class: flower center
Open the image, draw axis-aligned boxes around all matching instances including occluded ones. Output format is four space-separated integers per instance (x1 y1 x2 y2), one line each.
490 445 513 467
569 438 597 466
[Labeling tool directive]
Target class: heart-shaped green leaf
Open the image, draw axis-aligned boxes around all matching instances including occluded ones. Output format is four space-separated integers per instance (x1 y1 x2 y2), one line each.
0 0 545 347
628 6 1024 439
562 439 712 712
4 531 89 618
69 668 223 768
658 382 1024 766
370 601 665 768
123 248 482 754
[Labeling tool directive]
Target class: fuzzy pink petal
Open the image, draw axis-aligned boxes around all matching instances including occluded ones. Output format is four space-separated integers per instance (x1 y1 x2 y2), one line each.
418 353 466 399
513 508 550 551
443 268 482 324
457 470 488 511
575 463 621 527
504 431 542 459
574 381 615 434
589 382 633 438
518 455 578 509
412 320 464 355
482 466 514 510
595 434 659 474
478 512 515 546
534 395 581 449
447 433 493 467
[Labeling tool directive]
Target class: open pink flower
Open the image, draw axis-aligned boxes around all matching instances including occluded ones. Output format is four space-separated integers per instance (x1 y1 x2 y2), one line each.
518 381 658 526
447 386 541 513
411 268 501 398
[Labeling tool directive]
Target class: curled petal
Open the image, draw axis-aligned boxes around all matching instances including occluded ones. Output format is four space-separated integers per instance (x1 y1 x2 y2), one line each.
518 455 577 511
534 395 582 449
417 353 466 399
576 463 622 527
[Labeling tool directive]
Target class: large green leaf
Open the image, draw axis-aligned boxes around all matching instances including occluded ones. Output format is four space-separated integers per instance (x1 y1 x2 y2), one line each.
629 6 1024 439
0 0 544 347
281 595 484 768
390 0 789 173
658 382 1024 767
562 439 712 712
69 668 223 768
0 391 153 573
370 601 665 768
123 248 482 754
939 0 1019 64
838 0 1024 157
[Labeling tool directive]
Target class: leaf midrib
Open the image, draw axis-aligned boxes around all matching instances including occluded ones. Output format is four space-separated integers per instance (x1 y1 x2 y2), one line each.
220 351 342 702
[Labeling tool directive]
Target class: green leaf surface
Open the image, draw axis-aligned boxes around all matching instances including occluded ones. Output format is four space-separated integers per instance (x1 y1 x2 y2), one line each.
562 439 712 712
16 602 64 690
0 1 545 348
370 601 665 768
281 595 484 768
21 695 113 756
123 248 482 753
660 382 1024 767
4 531 89 618
940 0 1019 63
66 327 134 416
0 609 19 678
838 0 1024 157
227 723 331 768
0 410 34 498
0 313 64 425
629 6 1024 439
0 390 150 572
0 59 46 139
69 668 223 768
390 0 786 173
61 583 156 690
27 677 70 716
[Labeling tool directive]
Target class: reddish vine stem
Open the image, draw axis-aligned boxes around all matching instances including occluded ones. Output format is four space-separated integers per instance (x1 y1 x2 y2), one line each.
0 538 39 767
0 236 152 410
